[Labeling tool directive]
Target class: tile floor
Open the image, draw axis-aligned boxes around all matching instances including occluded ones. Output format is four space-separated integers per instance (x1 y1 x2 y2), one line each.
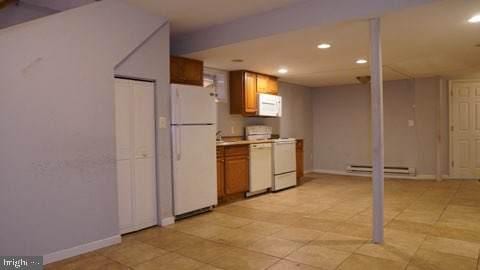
46 174 480 270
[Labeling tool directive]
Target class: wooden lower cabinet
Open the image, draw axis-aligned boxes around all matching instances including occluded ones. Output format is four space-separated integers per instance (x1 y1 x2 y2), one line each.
296 139 304 184
217 145 249 199
225 155 249 194
216 147 225 198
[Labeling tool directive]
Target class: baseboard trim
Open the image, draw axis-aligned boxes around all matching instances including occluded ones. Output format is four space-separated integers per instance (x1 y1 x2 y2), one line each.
43 235 121 265
312 169 442 180
160 216 175 226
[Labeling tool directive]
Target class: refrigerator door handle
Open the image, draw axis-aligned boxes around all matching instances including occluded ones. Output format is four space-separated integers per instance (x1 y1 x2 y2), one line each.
177 126 182 160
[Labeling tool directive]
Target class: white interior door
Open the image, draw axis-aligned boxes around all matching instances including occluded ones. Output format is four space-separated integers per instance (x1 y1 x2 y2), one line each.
115 78 157 234
450 80 480 178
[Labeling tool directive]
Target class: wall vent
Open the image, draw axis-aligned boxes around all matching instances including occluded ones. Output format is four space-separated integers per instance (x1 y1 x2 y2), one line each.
346 165 416 176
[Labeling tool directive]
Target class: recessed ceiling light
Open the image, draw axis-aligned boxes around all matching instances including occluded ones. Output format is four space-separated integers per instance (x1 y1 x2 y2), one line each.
231 59 244 62
356 59 368 64
317 43 331 49
468 14 480 23
278 68 288 74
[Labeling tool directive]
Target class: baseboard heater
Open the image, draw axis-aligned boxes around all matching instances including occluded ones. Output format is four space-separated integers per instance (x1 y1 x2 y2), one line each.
346 165 416 176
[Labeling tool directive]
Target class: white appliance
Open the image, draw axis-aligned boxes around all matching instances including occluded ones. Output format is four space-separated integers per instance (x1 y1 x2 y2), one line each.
115 78 157 234
245 125 272 141
272 138 297 191
248 143 272 196
258 93 282 117
171 84 217 216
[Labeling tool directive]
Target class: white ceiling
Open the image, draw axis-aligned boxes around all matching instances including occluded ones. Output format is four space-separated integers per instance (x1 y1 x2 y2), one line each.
185 0 480 87
127 0 305 34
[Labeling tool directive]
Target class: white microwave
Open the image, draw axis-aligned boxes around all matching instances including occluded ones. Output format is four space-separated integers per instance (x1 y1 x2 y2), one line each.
257 93 282 117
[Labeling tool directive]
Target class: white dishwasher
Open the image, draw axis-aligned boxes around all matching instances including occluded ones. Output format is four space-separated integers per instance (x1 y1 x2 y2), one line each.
248 143 272 196
272 139 297 191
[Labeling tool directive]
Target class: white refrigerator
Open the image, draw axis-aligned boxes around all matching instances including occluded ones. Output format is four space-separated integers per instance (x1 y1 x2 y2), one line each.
171 84 217 216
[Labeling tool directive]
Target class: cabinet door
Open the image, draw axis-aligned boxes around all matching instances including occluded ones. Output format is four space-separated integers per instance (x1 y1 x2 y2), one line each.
170 56 203 86
296 140 304 181
267 77 279 95
256 74 269 94
183 59 203 86
244 72 257 113
225 156 249 194
217 158 225 198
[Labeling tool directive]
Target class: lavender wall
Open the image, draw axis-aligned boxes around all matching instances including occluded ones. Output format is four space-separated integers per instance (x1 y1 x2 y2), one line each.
312 77 448 176
0 0 166 257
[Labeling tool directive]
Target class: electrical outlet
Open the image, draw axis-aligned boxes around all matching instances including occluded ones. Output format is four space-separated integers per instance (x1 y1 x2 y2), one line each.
231 126 235 134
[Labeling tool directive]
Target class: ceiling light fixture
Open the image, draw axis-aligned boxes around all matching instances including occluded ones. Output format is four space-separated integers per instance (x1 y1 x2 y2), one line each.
278 68 288 74
356 59 368 64
317 43 331 49
468 14 480 23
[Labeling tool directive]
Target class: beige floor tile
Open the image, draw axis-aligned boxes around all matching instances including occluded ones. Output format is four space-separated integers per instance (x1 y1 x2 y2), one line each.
385 220 434 235
272 227 323 243
210 228 265 248
172 221 238 239
430 225 480 243
290 217 339 232
175 239 232 263
355 229 426 264
209 247 279 270
328 222 372 239
267 259 320 270
395 209 443 224
337 254 406 270
286 245 351 270
45 254 129 270
134 253 206 270
420 236 480 259
197 265 225 270
134 228 203 251
240 221 287 236
310 232 368 252
98 240 167 267
408 248 477 270
247 236 304 258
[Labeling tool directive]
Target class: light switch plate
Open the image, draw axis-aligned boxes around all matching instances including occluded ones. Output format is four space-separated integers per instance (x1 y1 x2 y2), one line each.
408 120 415 127
158 117 167 129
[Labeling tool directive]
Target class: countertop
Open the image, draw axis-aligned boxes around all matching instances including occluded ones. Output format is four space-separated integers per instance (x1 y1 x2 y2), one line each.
216 139 276 146
216 139 300 146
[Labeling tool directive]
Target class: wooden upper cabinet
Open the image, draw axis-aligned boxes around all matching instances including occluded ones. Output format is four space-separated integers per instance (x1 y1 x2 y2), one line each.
267 77 279 95
256 74 269 93
170 56 203 86
230 70 279 116
244 72 257 114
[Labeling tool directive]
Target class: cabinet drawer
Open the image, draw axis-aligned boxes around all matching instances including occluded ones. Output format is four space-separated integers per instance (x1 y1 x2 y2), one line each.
225 145 249 157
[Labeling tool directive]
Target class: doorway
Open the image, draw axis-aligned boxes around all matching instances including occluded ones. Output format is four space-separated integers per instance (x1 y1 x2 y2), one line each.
114 77 157 234
449 80 480 179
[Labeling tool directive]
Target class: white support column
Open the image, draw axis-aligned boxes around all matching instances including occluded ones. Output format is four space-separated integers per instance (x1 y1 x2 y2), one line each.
369 17 384 244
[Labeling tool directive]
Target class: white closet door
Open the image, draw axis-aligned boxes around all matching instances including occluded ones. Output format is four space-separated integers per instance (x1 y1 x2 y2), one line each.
115 79 134 233
132 80 157 227
115 79 132 161
115 78 157 234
